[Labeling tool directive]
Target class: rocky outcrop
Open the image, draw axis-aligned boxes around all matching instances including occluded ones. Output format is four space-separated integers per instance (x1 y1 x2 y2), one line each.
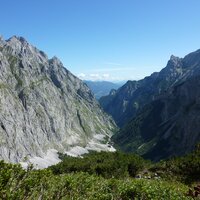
0 36 116 163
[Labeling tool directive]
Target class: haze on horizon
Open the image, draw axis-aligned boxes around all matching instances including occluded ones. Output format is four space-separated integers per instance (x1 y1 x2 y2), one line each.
1 0 200 82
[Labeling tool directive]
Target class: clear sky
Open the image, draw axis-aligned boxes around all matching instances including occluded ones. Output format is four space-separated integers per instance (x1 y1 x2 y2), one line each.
1 0 200 81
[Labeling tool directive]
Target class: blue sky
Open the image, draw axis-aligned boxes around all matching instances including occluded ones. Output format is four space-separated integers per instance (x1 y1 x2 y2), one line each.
1 0 200 81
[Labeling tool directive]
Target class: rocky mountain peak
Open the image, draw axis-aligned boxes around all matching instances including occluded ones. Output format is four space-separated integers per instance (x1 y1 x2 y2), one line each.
49 56 64 67
170 54 179 61
0 35 117 167
8 35 27 44
3 35 48 64
6 35 29 50
167 55 182 67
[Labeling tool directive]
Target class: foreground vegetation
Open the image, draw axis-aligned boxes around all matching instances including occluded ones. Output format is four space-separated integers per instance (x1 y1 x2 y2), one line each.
50 151 148 179
149 144 200 185
1 148 200 199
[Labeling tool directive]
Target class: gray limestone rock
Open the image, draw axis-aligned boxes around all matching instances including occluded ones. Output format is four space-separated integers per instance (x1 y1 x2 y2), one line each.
0 36 116 163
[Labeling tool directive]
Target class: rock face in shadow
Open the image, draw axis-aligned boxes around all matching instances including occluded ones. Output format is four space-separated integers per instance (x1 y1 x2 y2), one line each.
0 36 116 163
111 49 200 160
100 51 200 127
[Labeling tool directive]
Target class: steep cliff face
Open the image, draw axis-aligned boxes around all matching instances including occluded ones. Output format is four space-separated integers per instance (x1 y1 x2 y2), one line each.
113 75 200 161
0 36 116 164
99 50 200 127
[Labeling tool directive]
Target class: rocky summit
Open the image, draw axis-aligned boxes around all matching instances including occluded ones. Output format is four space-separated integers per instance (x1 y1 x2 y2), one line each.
0 36 116 167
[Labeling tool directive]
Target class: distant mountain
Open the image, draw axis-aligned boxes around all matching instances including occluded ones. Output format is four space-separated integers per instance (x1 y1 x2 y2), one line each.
84 80 123 99
0 36 116 167
100 49 200 160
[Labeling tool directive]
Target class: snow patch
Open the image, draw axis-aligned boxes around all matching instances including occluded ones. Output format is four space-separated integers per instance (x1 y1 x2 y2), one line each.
86 140 115 152
65 146 89 157
93 134 105 141
20 149 61 169
20 135 116 169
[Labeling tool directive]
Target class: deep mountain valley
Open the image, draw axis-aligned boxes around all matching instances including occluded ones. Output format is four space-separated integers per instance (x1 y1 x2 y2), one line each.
0 35 200 199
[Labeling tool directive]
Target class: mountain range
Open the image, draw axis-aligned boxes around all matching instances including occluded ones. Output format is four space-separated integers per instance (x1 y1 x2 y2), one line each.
0 36 116 167
100 49 200 160
84 80 123 99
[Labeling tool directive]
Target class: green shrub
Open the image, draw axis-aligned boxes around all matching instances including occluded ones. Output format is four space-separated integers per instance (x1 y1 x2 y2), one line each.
0 160 192 199
150 144 200 184
50 151 147 179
